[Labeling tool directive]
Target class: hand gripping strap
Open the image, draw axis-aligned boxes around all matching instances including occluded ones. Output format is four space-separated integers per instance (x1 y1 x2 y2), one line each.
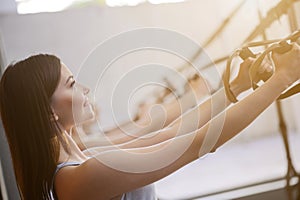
223 30 300 103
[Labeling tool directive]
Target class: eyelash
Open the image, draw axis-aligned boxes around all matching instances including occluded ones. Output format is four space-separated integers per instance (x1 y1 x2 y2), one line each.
70 81 75 87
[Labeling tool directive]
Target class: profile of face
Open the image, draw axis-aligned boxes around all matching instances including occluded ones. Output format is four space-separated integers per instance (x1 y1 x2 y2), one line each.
50 63 95 130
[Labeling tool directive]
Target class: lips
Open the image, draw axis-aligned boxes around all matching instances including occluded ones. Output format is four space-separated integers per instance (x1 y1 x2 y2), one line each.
83 97 90 107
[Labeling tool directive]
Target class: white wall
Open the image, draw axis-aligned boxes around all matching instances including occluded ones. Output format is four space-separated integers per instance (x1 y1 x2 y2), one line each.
0 0 299 139
0 0 17 14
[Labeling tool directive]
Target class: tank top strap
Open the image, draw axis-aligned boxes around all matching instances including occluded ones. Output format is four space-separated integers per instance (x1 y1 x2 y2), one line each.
56 161 82 173
51 161 82 200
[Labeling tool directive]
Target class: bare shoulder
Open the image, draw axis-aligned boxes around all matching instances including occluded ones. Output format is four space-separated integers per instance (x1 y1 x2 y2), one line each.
54 158 124 200
54 152 176 200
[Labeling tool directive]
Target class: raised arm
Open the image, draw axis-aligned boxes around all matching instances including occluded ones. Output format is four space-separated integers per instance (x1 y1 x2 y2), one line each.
84 58 265 151
78 62 254 149
55 44 300 200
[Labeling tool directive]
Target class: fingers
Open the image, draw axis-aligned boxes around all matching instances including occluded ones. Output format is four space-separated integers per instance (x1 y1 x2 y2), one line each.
291 42 300 50
241 57 255 67
272 42 300 62
271 42 300 83
243 54 273 84
275 43 300 64
259 56 273 74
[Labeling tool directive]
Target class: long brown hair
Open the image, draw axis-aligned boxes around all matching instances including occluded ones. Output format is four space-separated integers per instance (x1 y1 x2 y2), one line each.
0 54 69 199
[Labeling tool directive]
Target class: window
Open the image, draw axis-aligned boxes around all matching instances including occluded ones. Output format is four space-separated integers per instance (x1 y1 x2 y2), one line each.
15 0 186 14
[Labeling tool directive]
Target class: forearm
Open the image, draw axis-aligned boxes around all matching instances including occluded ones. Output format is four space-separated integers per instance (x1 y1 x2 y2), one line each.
204 73 289 153
124 84 209 133
169 77 244 129
80 114 165 148
120 77 214 135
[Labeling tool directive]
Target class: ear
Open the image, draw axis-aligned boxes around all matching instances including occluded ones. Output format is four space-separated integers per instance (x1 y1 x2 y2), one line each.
50 107 59 121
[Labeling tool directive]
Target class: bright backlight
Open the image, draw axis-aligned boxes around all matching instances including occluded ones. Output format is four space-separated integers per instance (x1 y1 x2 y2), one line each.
16 0 187 14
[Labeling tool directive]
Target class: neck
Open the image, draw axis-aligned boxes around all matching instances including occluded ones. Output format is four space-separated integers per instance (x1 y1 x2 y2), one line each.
58 130 88 163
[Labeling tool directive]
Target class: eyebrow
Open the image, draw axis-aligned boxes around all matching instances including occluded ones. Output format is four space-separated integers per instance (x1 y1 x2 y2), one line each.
65 75 73 85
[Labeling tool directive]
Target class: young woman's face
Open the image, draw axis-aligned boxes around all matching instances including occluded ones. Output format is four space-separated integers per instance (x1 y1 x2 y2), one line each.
50 63 95 130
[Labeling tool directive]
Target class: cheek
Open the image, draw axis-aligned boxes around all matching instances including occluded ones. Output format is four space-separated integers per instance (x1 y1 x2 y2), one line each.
72 93 84 108
57 97 73 118
73 93 95 122
71 94 86 119
52 94 73 118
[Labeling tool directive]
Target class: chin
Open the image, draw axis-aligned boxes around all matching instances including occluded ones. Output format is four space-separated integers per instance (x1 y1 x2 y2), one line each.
85 103 96 120
86 111 96 122
75 105 96 125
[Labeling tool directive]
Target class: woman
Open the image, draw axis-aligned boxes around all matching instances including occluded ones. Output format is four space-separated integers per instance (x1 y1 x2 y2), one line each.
0 43 299 200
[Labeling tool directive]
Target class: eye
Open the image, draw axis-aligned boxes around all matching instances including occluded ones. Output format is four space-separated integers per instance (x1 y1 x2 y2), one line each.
70 80 75 87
